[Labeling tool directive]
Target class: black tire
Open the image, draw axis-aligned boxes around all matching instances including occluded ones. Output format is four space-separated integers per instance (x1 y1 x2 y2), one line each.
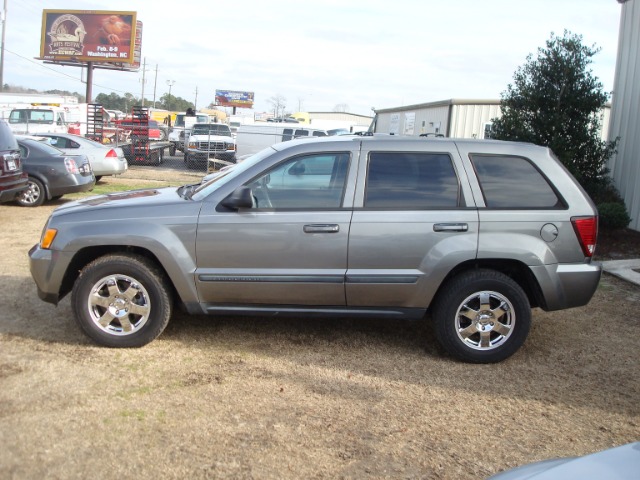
169 144 176 156
51 195 63 201
432 269 531 363
95 176 103 182
71 254 173 348
16 177 46 207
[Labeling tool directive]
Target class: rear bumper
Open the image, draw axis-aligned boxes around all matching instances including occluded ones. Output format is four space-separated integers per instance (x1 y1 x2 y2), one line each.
0 183 28 202
531 261 602 311
48 174 95 198
0 173 28 202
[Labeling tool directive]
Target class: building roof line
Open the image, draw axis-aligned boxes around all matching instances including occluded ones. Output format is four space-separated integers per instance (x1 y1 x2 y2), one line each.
375 98 501 114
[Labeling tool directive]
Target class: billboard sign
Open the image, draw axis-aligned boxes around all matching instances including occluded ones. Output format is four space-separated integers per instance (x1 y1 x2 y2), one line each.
215 90 254 108
40 10 137 64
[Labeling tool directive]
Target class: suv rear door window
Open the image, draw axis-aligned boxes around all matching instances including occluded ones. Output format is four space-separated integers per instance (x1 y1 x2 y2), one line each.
365 152 460 208
470 154 563 208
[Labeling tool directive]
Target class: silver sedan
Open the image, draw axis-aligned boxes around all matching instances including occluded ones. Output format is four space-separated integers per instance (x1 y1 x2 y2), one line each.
38 133 128 180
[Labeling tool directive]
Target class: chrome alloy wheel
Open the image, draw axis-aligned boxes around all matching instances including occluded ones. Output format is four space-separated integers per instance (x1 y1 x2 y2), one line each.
86 274 151 336
455 291 515 350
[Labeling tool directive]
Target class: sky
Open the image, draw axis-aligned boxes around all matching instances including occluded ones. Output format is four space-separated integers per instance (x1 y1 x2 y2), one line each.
2 0 624 117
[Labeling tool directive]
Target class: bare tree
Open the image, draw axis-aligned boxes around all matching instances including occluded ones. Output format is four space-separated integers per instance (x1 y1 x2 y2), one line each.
268 94 287 118
333 103 349 112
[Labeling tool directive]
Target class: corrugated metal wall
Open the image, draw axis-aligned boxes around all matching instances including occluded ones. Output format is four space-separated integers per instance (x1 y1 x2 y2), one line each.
449 103 502 138
608 0 640 230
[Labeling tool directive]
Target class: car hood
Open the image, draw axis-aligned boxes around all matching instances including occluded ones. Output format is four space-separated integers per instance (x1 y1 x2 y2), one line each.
51 186 188 217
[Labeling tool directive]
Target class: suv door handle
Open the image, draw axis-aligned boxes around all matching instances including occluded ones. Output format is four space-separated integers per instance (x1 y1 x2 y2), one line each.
303 224 340 233
433 223 468 232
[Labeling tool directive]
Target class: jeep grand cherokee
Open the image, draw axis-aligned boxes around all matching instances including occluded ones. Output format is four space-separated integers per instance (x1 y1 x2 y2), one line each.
29 136 601 363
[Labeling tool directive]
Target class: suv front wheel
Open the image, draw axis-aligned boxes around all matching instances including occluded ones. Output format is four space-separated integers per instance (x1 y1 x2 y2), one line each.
432 269 531 363
71 254 173 347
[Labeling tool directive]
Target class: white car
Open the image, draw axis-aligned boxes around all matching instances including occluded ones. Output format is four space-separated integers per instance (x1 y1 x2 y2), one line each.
38 133 128 180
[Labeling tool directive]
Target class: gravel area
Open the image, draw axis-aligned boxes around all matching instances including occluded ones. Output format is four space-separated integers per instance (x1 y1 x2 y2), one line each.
0 172 638 479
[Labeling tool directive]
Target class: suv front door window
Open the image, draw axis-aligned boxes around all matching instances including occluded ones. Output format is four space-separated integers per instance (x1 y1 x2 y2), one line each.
250 153 350 209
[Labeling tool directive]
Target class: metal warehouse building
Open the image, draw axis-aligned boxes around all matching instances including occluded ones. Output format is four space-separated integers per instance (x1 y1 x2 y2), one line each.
373 99 611 141
608 0 640 231
372 99 501 139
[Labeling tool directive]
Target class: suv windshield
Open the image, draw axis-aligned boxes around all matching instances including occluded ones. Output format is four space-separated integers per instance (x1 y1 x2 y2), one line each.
0 120 19 150
192 124 231 136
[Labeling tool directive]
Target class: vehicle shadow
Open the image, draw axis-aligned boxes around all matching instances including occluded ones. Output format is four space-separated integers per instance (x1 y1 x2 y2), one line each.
3 273 639 416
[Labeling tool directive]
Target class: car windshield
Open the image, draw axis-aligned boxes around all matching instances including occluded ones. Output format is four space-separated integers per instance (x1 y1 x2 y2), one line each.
192 125 231 136
174 114 209 127
190 147 275 201
9 109 54 124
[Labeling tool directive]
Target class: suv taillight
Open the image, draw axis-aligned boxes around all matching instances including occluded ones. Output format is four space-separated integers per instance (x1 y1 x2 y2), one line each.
572 216 598 257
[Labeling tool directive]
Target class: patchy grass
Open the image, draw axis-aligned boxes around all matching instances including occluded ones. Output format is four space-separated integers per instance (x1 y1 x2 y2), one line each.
1 167 638 480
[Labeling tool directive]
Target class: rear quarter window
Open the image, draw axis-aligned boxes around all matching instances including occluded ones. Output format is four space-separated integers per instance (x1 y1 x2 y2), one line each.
470 154 564 208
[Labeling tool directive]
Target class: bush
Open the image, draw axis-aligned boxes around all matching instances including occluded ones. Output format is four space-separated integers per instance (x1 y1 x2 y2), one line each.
583 176 624 205
598 202 631 230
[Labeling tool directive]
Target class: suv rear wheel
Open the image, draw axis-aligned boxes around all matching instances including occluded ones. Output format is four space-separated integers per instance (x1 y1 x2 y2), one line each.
71 254 173 347
432 269 531 363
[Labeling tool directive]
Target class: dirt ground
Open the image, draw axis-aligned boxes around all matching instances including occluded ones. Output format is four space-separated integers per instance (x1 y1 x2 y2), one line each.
0 172 638 479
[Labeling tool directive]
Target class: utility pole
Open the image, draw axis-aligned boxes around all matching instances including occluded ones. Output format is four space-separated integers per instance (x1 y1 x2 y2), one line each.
140 57 147 106
152 64 158 108
0 0 8 91
194 86 198 110
166 79 175 110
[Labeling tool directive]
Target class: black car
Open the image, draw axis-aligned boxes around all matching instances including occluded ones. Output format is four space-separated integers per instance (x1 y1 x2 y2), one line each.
0 120 28 203
15 137 95 207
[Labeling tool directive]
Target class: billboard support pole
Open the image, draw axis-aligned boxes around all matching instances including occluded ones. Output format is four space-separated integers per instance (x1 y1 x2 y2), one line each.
86 62 93 103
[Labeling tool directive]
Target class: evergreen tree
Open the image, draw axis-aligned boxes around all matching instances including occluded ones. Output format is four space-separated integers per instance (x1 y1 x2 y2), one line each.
492 31 617 193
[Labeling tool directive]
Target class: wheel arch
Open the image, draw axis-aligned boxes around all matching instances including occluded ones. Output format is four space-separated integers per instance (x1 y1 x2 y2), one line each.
430 259 545 311
59 246 183 305
27 173 51 200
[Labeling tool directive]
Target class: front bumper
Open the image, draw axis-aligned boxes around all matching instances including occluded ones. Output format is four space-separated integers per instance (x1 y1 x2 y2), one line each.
187 151 237 162
29 244 61 304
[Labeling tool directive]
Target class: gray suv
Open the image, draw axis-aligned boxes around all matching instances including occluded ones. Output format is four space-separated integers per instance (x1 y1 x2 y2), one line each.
29 136 601 363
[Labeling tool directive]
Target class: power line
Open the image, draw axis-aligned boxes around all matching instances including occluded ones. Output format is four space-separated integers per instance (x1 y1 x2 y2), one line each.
4 48 136 95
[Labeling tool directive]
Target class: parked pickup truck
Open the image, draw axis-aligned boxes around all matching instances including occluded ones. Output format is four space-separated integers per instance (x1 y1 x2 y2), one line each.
29 135 601 363
184 123 236 170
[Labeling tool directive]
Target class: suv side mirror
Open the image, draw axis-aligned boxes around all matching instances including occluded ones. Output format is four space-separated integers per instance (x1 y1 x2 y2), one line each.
221 186 253 210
